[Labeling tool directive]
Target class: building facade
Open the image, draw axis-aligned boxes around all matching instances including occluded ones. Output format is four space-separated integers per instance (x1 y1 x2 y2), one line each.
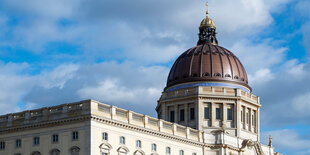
0 4 281 155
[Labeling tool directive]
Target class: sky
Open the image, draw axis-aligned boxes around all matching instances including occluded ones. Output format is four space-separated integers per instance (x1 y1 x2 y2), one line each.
0 0 309 154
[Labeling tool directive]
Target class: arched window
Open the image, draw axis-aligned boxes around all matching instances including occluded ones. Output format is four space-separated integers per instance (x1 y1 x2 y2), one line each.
179 150 184 155
70 146 80 155
151 144 157 151
120 136 125 145
31 151 41 155
136 140 141 148
99 142 112 155
117 146 129 155
134 150 145 155
166 147 171 154
50 149 60 155
102 132 108 141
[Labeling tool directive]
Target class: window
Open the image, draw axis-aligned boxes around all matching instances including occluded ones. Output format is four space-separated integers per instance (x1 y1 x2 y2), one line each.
136 140 141 148
190 108 195 120
32 151 41 155
103 132 108 141
252 115 255 126
50 149 60 155
152 143 157 151
204 107 210 119
180 109 185 121
0 141 5 150
170 111 175 122
100 143 112 155
180 150 184 155
216 108 221 120
33 137 40 145
72 131 79 140
70 146 80 155
241 111 243 122
166 147 171 154
120 136 125 144
192 153 197 155
227 108 233 120
246 113 249 124
52 134 59 143
16 139 21 148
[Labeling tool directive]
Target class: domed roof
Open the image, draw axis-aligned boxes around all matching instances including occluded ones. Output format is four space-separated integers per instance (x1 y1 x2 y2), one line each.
166 43 251 91
200 16 216 29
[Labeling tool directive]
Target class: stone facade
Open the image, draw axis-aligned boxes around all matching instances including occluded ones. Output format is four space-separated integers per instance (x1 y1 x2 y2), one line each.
0 99 277 155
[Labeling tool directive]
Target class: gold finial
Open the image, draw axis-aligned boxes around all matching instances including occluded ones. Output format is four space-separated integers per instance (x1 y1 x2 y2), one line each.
206 2 209 17
268 135 273 147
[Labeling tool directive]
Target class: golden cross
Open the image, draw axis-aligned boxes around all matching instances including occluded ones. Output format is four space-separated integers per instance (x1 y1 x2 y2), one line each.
206 1 209 17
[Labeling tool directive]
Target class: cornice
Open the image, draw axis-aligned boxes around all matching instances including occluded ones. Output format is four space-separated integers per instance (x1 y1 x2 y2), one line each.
90 115 205 147
0 115 91 134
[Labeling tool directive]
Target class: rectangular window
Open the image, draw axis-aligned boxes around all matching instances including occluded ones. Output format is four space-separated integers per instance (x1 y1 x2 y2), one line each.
120 136 125 144
216 108 221 120
0 141 5 150
190 108 195 120
102 132 108 141
241 111 243 122
170 111 175 122
136 140 141 148
204 107 210 119
246 113 249 124
180 109 185 121
52 134 59 143
102 153 108 155
33 137 39 145
227 108 233 120
72 131 79 140
16 139 21 148
252 115 255 126
166 147 171 154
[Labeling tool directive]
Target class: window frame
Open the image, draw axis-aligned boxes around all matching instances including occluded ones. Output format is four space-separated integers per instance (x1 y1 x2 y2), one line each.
166 147 171 154
151 143 157 152
180 109 185 122
120 136 125 145
33 137 40 146
16 139 22 148
72 131 79 140
102 132 108 141
204 107 210 119
190 108 195 120
52 134 59 143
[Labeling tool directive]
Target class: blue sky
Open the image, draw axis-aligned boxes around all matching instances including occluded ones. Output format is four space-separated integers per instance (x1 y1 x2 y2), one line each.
0 0 309 154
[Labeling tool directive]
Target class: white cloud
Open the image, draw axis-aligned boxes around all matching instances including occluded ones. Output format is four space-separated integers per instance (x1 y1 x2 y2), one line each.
262 129 310 154
262 129 310 151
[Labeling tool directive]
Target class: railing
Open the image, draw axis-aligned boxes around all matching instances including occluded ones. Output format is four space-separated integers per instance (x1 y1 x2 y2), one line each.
0 100 203 143
0 100 90 129
163 86 259 103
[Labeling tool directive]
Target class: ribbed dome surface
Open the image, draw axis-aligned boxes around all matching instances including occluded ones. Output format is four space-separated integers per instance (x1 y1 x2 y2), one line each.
167 43 251 91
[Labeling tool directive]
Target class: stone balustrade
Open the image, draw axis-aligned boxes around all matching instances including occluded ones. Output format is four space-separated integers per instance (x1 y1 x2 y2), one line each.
163 86 259 103
0 100 203 143
95 100 203 142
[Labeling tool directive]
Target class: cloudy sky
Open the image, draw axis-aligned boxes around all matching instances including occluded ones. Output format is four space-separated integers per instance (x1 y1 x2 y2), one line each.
0 0 309 154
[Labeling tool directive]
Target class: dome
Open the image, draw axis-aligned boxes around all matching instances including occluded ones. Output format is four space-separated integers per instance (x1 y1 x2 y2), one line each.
200 17 216 29
166 43 251 91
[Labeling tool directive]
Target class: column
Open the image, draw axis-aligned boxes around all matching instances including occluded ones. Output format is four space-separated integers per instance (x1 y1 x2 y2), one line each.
211 102 216 127
184 103 188 126
174 104 178 123
223 103 227 128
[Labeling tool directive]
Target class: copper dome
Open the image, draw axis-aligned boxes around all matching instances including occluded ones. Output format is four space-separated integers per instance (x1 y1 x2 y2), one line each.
166 43 251 91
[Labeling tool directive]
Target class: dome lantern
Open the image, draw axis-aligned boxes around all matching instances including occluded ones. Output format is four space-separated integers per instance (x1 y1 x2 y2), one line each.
197 2 218 45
